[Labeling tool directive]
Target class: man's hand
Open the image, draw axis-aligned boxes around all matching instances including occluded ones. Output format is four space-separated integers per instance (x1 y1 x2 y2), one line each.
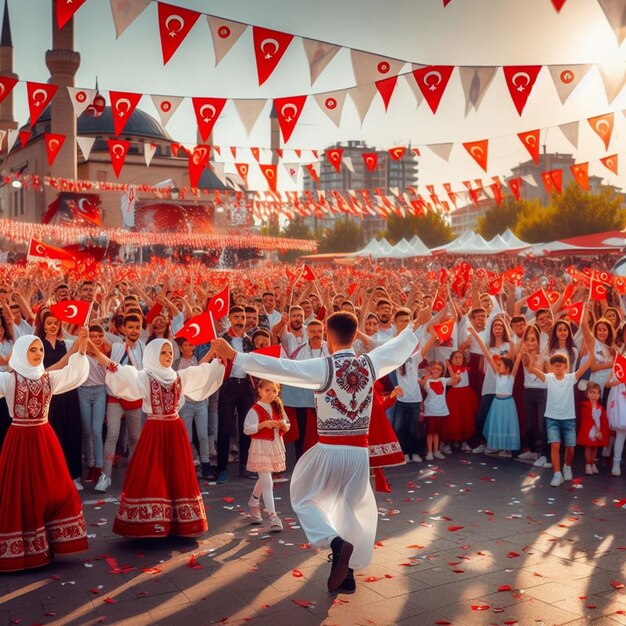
412 304 433 330
210 338 237 361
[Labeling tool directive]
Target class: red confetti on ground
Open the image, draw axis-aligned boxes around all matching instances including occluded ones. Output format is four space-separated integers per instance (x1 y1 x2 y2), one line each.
299 543 311 550
292 569 303 578
10 620 21 624
406 544 425 549
498 585 512 592
484 510 495 515
261 604 271 609
135 591 148 597
507 551 520 558
586 604 598 609
435 621 452 625
471 604 489 611
90 588 101 594
187 555 202 570
375 541 384 547
49 575 60 581
452 569 464 574
384 574 393 579
221 497 235 503
141 567 162 574
611 580 625 589
448 525 464 532
293 599 314 608
364 577 382 582
103 597 117 604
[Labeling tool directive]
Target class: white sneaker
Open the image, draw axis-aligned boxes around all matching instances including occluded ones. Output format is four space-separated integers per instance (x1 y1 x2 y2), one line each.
550 472 564 487
461 442 472 453
434 451 446 460
94 473 111 492
426 452 434 461
73 478 84 491
612 462 621 477
411 454 423 463
405 454 412 463
442 445 452 455
585 464 593 475
498 450 512 458
563 465 573 481
591 463 599 475
472 444 486 454
518 450 537 461
533 455 548 468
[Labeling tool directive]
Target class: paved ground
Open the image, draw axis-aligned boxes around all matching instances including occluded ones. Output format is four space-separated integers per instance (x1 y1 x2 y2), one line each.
1 453 625 626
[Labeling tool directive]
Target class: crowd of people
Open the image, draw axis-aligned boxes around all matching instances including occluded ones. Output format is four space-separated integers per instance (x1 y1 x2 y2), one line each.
0 253 625 593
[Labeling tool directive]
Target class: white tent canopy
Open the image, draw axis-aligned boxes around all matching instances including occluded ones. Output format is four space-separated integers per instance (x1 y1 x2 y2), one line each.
352 237 383 257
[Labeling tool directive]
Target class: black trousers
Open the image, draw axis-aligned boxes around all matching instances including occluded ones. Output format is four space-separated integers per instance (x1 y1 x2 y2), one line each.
217 377 254 472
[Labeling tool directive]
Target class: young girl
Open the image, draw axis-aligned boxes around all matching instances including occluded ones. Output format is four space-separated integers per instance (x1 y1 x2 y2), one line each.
420 361 459 461
444 350 478 452
547 320 579 373
587 319 615 403
577 382 609 474
469 326 523 457
606 370 626 476
244 379 290 531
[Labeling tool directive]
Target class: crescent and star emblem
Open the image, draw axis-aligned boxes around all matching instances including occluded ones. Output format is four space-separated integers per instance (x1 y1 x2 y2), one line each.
35 244 45 255
65 305 78 318
260 38 279 59
512 72 531 92
560 70 574 84
48 138 59 151
189 323 201 337
165 14 185 37
32 88 48 106
116 97 132 117
424 70 443 92
76 91 87 102
112 143 125 158
160 101 171 112
280 103 298 123
199 104 217 123
470 146 484 158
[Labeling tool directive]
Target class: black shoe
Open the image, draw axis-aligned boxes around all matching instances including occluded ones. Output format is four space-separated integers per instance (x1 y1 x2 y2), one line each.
200 463 215 480
338 568 356 593
239 467 258 480
327 537 353 592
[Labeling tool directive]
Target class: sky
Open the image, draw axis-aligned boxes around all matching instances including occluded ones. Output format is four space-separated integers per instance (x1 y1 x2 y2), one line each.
6 0 626 193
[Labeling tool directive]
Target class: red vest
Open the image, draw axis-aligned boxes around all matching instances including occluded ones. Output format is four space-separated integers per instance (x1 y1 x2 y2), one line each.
249 403 284 440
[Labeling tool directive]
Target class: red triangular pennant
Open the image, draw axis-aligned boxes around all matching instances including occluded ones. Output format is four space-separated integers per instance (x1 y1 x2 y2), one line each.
502 66 542 115
600 154 618 174
274 95 307 143
570 162 589 190
412 66 454 113
26 82 58 127
56 0 88 28
551 0 567 10
260 164 278 192
0 76 18 105
463 139 489 172
19 131 31 148
109 91 142 137
188 145 210 188
192 97 227 142
433 319 455 343
527 289 551 311
235 163 249 187
157 1 201 64
588 112 614 151
541 169 562 194
252 27 294 86
388 146 406 161
107 139 131 178
375 75 398 111
326 148 343 173
362 152 378 172
250 147 260 162
508 177 522 200
518 129 540 164
45 133 66 166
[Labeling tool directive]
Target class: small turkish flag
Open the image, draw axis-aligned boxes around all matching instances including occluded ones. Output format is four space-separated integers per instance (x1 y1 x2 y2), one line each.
347 282 358 296
488 274 503 295
188 144 211 188
412 65 454 114
463 139 489 173
146 302 164 324
192 97 227 142
49 300 91 326
175 311 216 346
433 319 455 343
570 163 589 191
508 177 522 201
588 112 614 151
26 82 58 127
27 238 75 263
518 129 540 164
388 146 406 161
593 270 613 285
207 285 230 319
235 163 249 187
285 266 297 283
253 345 282 358
252 26 294 85
614 276 626 295
157 2 201 64
0 76 18 105
564 301 584 325
107 140 131 178
362 152 378 171
45 133 66 166
109 91 142 137
260 164 278 192
613 353 626 385
502 65 542 115
600 154 618 175
326 148 343 173
527 289 551 312
590 281 607 301
56 0 88 28
432 292 446 312
300 264 316 282
274 95 307 143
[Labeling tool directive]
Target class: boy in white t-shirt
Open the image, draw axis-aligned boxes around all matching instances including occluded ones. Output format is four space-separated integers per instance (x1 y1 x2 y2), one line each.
524 352 593 487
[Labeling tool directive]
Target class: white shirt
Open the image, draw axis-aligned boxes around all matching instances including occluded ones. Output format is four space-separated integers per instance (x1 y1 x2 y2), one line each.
544 372 577 420
278 326 306 357
395 349 422 403
373 324 396 343
423 378 451 416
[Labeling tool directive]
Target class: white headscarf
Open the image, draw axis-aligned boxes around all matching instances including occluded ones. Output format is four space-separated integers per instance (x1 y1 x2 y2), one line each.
143 338 177 385
9 335 45 380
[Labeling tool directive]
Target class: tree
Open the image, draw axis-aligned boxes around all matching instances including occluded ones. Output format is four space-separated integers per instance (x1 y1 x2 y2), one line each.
277 217 313 263
476 195 534 240
317 216 364 253
515 183 626 243
382 211 453 248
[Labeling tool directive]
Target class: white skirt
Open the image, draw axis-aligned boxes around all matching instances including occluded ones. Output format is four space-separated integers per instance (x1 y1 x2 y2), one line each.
289 443 376 571
607 385 626 430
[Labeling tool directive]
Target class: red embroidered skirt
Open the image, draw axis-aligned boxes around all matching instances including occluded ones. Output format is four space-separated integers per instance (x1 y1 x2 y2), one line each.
444 386 478 441
0 423 88 572
113 417 208 538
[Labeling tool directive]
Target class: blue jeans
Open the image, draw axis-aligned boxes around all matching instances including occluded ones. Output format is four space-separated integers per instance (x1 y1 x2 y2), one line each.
180 398 210 462
391 401 422 456
78 385 107 468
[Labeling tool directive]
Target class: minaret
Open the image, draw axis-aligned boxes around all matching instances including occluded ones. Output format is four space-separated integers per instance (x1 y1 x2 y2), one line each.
0 0 18 148
45 0 80 179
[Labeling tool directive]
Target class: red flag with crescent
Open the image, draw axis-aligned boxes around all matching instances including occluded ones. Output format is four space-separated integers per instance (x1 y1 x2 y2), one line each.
27 238 76 263
326 148 343 173
588 113 614 151
45 133 66 166
488 274 503 295
570 162 589 191
253 345 282 358
26 82 58 127
503 65 542 115
107 140 131 178
146 302 164 324
252 26 294 86
175 311 216 346
235 163 249 187
508 177 522 200
590 280 607 301
412 65 454 113
188 144 211 188
433 319 455 343
56 0 88 28
260 164 278 192
109 91 142 137
300 264 316 282
463 140 488 173
564 301 584 325
600 154 618 175
388 146 406 161
274 95 307 143
207 284 230 319
614 276 626 295
157 2 201 64
518 129 540 164
613 353 626 385
432 292 446 312
362 152 378 172
0 76 18 105
49 300 91 327
527 289 551 312
192 97 227 142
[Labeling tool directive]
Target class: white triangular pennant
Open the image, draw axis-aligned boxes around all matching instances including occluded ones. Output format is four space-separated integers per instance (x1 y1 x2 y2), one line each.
458 67 496 115
342 156 355 173
559 121 579 148
597 0 626 45
302 38 340 85
206 16 247 66
233 99 267 137
7 129 19 152
405 66 426 108
427 143 453 161
0 130 5 151
350 50 404 85
67 87 96 117
282 162 299 184
109 0 150 39
151 95 184 127
348 84 377 125
76 136 96 160
314 90 346 127
521 174 538 187
144 142 157 166
597 61 626 103
548 64 591 104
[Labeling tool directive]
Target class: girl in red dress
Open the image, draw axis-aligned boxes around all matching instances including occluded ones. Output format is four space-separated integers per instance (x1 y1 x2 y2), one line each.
577 381 609 475
444 351 478 451
100 339 224 538
0 332 90 572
